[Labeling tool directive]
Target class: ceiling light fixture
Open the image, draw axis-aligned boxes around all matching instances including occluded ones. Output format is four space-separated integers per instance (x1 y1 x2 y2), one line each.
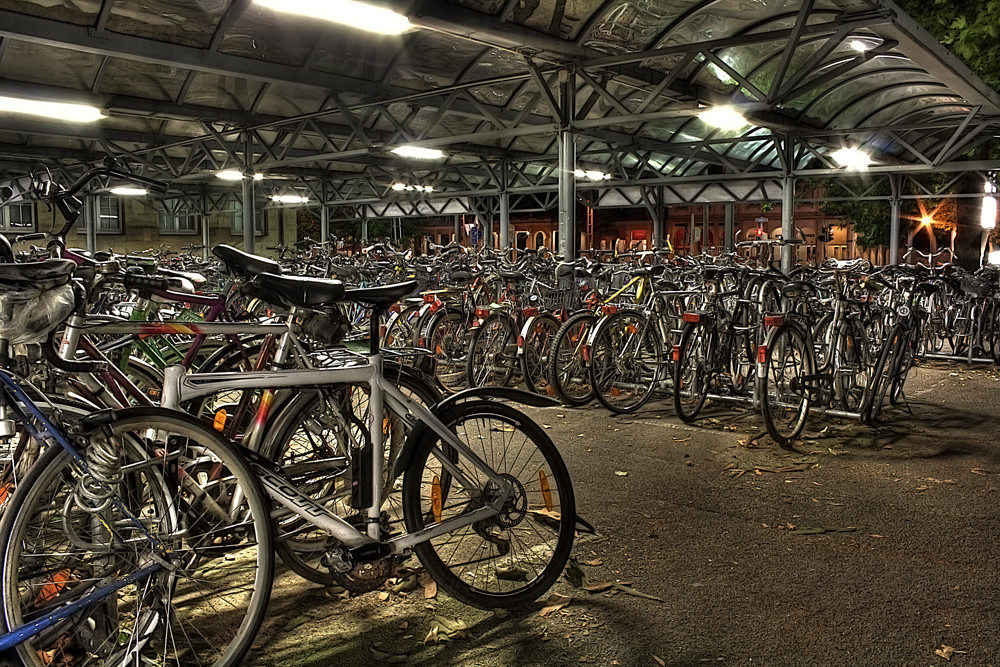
216 170 264 181
0 95 105 123
989 250 1000 266
253 0 411 35
391 146 445 160
983 180 997 229
698 106 748 131
830 147 872 170
573 169 611 182
850 40 870 52
109 187 148 196
270 194 309 204
392 183 434 192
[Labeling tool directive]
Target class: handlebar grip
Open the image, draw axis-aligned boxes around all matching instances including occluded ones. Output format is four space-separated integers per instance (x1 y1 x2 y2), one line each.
123 271 170 295
14 233 46 243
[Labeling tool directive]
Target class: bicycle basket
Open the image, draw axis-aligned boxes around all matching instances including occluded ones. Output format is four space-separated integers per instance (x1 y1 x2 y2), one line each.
0 260 77 345
537 287 582 312
960 274 992 298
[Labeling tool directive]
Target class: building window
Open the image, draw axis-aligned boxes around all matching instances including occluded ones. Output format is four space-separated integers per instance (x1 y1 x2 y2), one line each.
229 201 265 236
97 196 122 234
0 202 35 232
159 206 199 235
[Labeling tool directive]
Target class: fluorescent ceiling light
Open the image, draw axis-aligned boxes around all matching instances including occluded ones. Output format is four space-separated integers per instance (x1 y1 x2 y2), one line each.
574 169 611 182
830 147 872 170
392 183 434 192
270 194 309 204
990 250 1000 265
698 106 748 131
216 170 264 181
254 0 411 35
982 195 997 229
109 187 147 196
0 95 105 122
850 40 870 52
391 146 444 160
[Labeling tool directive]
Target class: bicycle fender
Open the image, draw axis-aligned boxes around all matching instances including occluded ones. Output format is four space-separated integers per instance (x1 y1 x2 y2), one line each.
390 388 558 480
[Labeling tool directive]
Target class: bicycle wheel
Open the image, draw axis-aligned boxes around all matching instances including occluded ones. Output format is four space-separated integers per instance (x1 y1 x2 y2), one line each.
401 400 575 609
263 368 440 585
672 324 712 422
547 312 597 406
589 311 661 413
864 323 906 423
424 310 469 393
466 313 518 388
519 313 560 395
833 319 870 412
383 303 422 351
759 325 812 447
0 407 274 667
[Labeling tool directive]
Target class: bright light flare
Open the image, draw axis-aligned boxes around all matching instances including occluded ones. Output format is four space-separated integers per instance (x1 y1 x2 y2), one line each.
989 250 1000 265
698 106 748 131
0 95 105 122
270 194 309 204
109 187 147 196
831 147 872 170
216 171 264 181
253 0 411 35
391 146 444 160
392 183 434 192
574 169 611 182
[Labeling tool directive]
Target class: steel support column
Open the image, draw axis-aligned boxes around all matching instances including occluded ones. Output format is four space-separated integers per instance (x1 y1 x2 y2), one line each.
558 71 576 261
724 203 735 251
361 219 368 244
781 175 795 273
889 175 901 265
454 214 460 244
651 206 663 249
85 195 97 256
499 191 510 253
321 205 329 242
241 173 255 253
201 213 210 261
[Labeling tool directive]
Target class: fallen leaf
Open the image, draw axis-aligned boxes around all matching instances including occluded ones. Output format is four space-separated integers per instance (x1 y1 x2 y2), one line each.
423 580 438 599
564 559 587 588
615 471 629 477
497 565 530 581
284 615 310 631
935 645 955 661
584 558 604 567
539 592 572 616
654 656 666 666
584 581 631 593
370 647 409 663
378 591 390 601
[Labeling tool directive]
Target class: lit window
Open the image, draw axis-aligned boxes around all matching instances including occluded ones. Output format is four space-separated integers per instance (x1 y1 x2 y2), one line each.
158 202 199 235
0 202 35 232
97 196 122 234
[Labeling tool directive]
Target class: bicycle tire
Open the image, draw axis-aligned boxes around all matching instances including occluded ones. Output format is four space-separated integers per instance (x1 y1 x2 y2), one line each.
0 407 274 667
759 325 812 448
424 310 469 394
466 313 518 388
518 313 560 395
672 323 712 422
547 311 597 406
401 400 575 609
588 310 661 413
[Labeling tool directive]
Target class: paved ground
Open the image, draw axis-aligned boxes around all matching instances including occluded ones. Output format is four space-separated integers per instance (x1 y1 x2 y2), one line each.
250 361 1000 666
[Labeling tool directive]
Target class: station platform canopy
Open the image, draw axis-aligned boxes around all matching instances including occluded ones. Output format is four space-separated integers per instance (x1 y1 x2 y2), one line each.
0 0 998 212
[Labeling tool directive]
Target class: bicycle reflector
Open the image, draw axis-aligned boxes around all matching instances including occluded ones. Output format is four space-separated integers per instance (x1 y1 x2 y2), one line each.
389 303 401 313
517 335 525 347
672 345 681 361
523 307 538 318
757 345 768 364
581 344 591 362
431 475 443 523
602 304 618 315
423 293 436 303
428 300 442 313
213 409 227 432
682 312 701 323
763 315 784 327
475 307 491 318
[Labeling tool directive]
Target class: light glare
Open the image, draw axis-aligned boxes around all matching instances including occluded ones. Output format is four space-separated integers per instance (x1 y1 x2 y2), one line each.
391 146 445 160
698 106 748 131
109 187 147 196
253 0 411 35
0 95 105 122
982 196 997 229
270 194 309 204
990 250 1000 265
831 147 871 170
574 169 611 182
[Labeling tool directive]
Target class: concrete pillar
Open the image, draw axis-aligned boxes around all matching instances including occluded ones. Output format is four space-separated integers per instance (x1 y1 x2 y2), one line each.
724 203 735 252
241 174 255 253
781 175 795 274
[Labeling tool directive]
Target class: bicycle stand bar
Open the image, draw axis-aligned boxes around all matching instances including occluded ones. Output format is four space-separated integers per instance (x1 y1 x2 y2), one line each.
919 353 994 365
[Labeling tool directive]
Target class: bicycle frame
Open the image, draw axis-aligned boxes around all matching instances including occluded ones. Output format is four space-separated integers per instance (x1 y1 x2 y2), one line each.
159 351 516 551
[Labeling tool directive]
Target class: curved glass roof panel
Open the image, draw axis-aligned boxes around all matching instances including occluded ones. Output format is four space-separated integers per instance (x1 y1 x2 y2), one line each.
0 40 103 89
106 0 227 49
97 58 186 101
